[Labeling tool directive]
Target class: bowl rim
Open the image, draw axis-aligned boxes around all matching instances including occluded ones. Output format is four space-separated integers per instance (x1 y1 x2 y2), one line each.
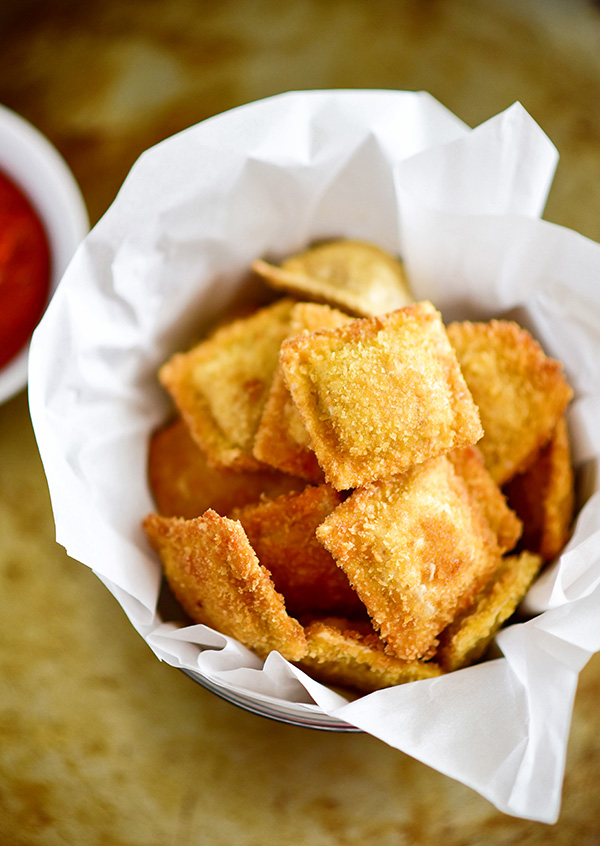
180 667 362 731
0 103 89 405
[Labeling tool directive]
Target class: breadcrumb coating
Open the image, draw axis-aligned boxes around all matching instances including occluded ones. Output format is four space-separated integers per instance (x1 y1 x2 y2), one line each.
280 302 483 490
316 456 504 660
159 298 296 470
143 510 307 661
148 417 305 519
253 302 353 481
437 551 543 672
232 485 365 619
253 238 413 317
504 416 575 561
299 617 441 694
447 320 572 485
449 445 522 553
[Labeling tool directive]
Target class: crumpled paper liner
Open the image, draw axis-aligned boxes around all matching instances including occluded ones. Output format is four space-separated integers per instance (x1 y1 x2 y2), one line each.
28 90 600 823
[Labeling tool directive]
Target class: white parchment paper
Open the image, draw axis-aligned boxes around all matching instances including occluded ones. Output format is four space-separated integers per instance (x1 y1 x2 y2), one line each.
28 90 600 823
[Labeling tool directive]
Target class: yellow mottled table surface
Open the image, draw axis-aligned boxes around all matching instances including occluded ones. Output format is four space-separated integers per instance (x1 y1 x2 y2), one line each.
1 1 600 843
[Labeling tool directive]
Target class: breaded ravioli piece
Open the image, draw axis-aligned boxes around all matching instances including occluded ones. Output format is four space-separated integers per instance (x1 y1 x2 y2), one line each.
143 510 307 661
447 320 573 485
253 302 354 482
232 485 364 620
252 239 413 318
437 551 543 672
149 417 306 519
316 456 504 661
504 416 575 562
299 618 442 694
449 445 522 553
279 302 483 491
159 298 296 471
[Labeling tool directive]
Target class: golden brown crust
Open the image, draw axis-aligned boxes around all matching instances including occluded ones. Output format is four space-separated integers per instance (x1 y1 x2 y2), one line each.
504 416 575 561
252 239 413 317
447 320 573 485
143 510 308 661
232 485 365 620
299 618 442 694
145 242 576 686
436 551 543 672
449 445 522 553
159 298 296 471
280 302 483 491
148 417 306 519
253 302 353 481
316 456 504 661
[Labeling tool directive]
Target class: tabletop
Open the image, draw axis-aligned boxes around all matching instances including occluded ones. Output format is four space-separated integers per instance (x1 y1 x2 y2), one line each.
1 1 600 843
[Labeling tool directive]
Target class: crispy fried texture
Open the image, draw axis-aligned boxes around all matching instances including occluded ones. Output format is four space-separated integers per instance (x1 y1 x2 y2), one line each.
149 417 306 518
232 485 365 620
504 416 575 562
253 302 353 481
299 618 442 694
316 456 504 660
143 510 307 661
449 445 522 553
280 302 483 490
253 239 413 317
159 298 296 471
437 551 543 672
447 320 573 485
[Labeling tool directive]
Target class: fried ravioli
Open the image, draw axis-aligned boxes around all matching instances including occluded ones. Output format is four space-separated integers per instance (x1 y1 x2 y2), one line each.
437 550 543 672
449 445 522 553
253 302 353 482
143 510 307 661
148 417 306 519
145 239 577 688
504 416 575 561
253 238 413 317
447 320 573 485
299 618 442 694
159 298 296 471
316 456 504 661
232 485 364 620
280 302 483 490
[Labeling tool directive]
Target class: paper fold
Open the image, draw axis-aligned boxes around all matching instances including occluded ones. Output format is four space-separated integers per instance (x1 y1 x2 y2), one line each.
28 90 600 824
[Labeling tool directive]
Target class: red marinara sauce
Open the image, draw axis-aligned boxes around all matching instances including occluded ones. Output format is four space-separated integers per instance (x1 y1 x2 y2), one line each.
0 169 51 369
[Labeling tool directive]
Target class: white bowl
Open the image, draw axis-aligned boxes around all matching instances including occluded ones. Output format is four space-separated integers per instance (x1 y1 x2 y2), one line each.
0 104 89 405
